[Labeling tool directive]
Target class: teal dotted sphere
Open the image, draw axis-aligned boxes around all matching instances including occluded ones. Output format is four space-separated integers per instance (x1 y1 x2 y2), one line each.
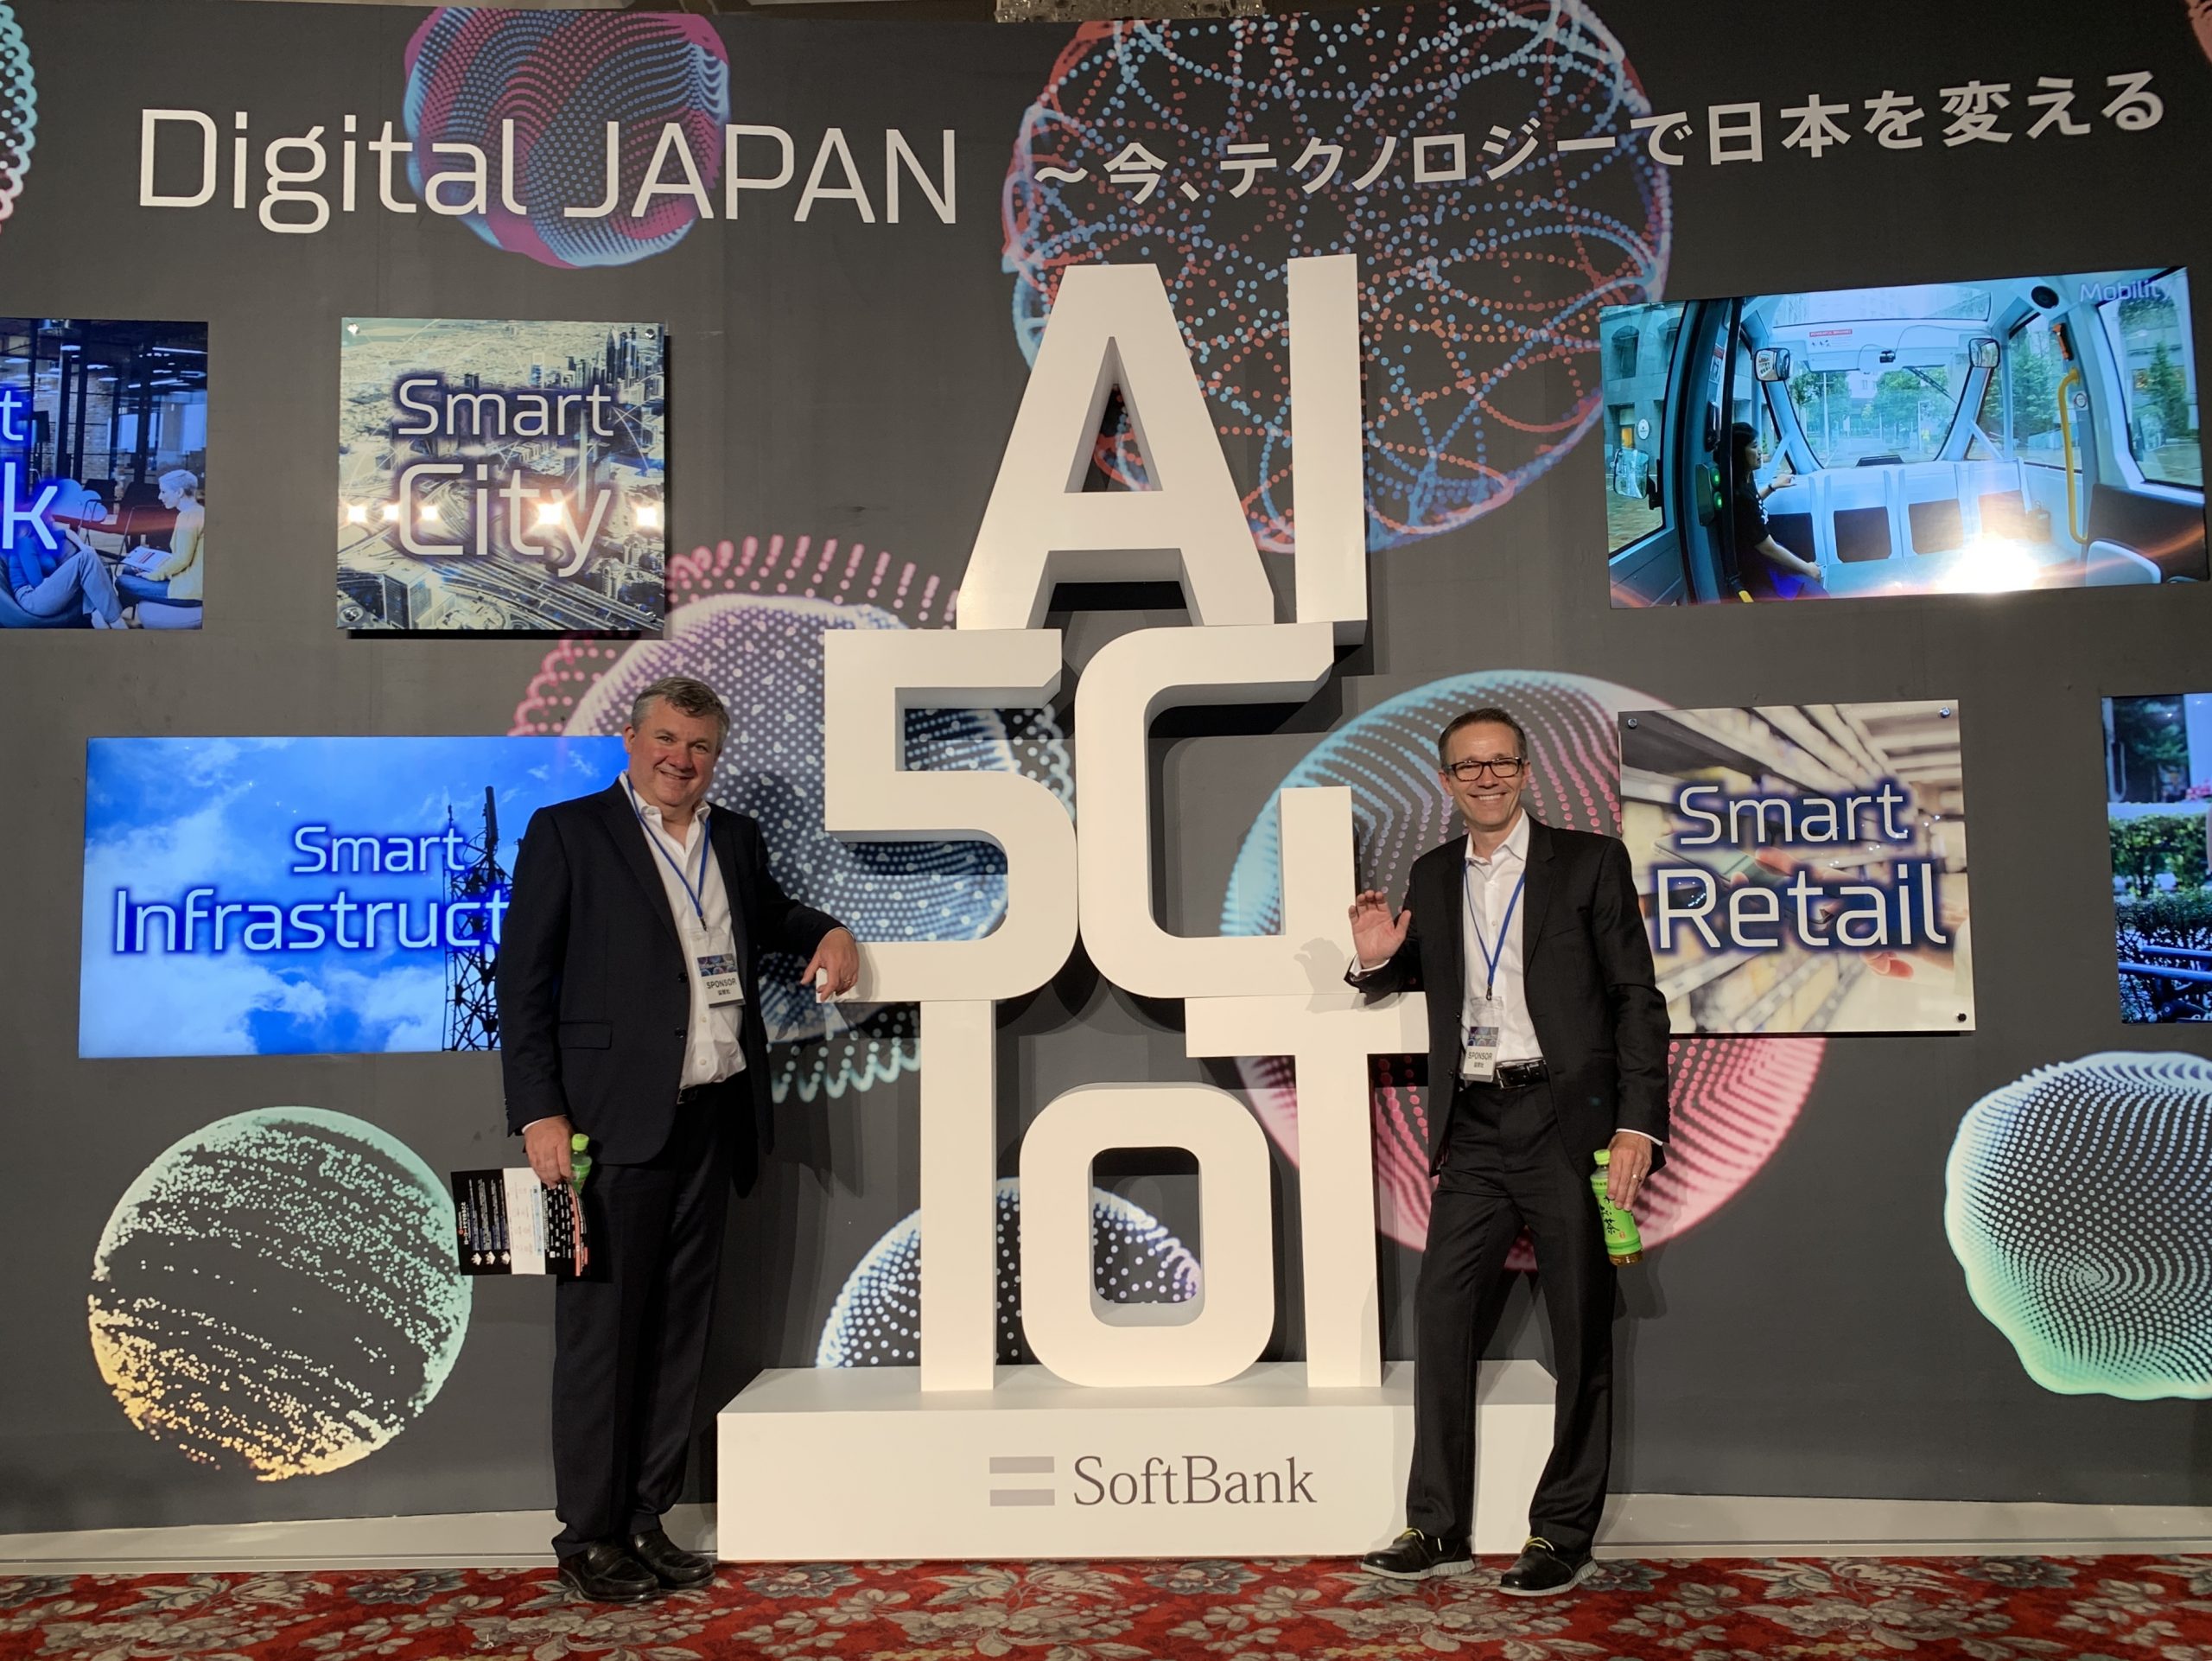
89 1108 471 1478
1945 1052 2212 1400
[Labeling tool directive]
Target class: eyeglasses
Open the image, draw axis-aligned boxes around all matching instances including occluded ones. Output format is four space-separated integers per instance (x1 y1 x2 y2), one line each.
1444 756 1526 782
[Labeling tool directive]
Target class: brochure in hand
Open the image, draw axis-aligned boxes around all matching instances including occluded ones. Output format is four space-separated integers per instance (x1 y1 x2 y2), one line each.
450 1167 588 1277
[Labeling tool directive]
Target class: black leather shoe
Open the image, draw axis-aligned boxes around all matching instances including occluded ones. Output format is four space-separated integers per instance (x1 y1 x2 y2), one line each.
1359 1527 1473 1580
556 1540 659 1603
1497 1536 1594 1596
628 1525 715 1589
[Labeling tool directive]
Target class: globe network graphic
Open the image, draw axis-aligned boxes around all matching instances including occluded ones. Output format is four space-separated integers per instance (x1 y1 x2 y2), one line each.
0 3 32 235
819 1180 1198 1367
514 534 1073 1103
1003 3 1670 551
403 7 728 269
88 1108 469 1480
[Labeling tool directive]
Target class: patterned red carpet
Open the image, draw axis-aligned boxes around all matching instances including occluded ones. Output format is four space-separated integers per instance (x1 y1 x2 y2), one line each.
3 1554 2209 1658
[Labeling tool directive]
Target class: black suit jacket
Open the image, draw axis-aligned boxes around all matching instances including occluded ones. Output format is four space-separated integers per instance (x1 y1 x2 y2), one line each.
1357 818 1671 1175
498 780 842 1166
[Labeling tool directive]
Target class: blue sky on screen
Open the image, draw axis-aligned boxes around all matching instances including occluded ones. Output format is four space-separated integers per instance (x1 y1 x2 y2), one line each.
80 735 624 1058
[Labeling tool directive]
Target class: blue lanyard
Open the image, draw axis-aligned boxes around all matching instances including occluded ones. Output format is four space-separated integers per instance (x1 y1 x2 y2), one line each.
623 777 713 927
1463 858 1525 1002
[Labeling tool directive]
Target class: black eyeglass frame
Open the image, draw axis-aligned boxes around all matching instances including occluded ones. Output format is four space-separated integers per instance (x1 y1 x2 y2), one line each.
1442 755 1527 782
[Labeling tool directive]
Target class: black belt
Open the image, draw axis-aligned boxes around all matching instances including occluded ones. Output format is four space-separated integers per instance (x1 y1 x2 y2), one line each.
1463 1059 1549 1091
676 1083 721 1106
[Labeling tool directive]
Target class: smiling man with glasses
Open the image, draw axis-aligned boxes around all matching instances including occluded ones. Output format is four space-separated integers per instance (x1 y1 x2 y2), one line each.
1346 705 1670 1595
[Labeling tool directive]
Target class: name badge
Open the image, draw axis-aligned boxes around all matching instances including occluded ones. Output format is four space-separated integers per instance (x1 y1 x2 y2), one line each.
1459 1018 1501 1083
688 922 744 1008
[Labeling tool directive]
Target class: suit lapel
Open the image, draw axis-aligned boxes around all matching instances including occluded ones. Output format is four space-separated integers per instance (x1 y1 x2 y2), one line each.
1434 834 1467 999
709 809 753 962
1518 817 1557 962
594 781 684 955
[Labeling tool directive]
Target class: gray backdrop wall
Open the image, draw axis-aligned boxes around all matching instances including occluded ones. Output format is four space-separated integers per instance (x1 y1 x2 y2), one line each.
3 0 2209 1535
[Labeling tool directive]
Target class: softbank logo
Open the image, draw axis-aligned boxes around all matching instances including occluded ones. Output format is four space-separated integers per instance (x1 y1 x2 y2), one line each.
988 1454 1056 1507
986 1455 1319 1507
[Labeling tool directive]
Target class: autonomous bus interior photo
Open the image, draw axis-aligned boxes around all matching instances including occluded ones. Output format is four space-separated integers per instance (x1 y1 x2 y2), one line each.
1603 267 2206 605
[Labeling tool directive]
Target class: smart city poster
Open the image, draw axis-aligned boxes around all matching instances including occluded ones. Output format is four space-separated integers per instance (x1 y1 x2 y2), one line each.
1618 701 1974 1034
336 317 666 632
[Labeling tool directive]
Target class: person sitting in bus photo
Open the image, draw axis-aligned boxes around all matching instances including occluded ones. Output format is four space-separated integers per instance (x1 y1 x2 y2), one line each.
1730 422 1827 600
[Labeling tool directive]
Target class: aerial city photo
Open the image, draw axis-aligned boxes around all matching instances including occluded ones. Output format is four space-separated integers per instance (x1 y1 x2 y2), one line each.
336 316 666 632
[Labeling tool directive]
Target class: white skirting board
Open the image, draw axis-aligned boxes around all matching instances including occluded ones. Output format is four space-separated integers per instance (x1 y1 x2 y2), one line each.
6 1356 2209 1573
6 1495 2208 1575
0 1505 717 1575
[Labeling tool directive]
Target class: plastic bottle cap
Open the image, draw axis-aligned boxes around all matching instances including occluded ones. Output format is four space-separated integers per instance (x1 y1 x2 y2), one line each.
1593 1149 1611 1167
570 1132 589 1152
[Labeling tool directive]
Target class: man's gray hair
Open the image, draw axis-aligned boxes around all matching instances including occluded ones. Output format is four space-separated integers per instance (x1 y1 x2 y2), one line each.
626 675 730 748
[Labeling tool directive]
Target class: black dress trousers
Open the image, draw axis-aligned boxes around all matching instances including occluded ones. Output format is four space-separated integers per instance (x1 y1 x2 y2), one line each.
1403 1078 1616 1556
550 1089 731 1556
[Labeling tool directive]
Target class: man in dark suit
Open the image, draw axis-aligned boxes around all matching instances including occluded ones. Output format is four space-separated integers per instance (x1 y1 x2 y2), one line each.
1350 706 1669 1594
499 673 858 1602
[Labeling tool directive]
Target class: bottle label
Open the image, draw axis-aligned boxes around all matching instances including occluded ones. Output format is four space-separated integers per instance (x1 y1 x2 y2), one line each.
1590 1168 1644 1259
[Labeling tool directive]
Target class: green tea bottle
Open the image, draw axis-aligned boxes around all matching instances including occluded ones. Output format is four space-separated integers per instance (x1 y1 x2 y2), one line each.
1591 1150 1644 1265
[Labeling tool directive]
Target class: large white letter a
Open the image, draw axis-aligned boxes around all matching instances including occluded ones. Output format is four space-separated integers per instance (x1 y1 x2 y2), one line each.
957 264 1274 632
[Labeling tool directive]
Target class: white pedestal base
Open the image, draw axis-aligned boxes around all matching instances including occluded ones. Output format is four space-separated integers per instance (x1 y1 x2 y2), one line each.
715 1359 1554 1561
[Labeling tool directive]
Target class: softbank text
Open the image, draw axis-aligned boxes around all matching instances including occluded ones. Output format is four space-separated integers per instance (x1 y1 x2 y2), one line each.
1071 1454 1317 1506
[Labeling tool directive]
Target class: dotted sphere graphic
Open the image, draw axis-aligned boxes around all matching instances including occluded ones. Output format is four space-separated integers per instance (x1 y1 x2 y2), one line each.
818 1178 1198 1365
87 1109 470 1480
1005 4 1670 551
1947 1051 2212 1400
404 8 727 269
570 595 1038 1047
0 3 34 231
1224 670 1821 1261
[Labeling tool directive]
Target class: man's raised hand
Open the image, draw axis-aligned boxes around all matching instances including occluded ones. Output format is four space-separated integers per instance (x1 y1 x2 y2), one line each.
1348 889 1412 971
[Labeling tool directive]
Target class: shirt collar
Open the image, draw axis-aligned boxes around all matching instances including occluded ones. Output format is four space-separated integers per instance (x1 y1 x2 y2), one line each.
1465 810 1529 869
621 773 709 834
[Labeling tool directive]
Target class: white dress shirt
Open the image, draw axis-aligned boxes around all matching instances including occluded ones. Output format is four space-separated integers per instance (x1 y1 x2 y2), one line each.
622 777 745 1090
1353 810 1659 1145
1461 812 1540 1066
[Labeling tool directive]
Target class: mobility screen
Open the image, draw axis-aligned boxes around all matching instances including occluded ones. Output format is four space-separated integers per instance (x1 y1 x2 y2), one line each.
1602 267 2206 607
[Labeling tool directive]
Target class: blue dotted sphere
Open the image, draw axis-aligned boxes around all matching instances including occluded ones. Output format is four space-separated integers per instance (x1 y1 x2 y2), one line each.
818 1179 1198 1366
571 596 1068 1050
1004 3 1670 550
